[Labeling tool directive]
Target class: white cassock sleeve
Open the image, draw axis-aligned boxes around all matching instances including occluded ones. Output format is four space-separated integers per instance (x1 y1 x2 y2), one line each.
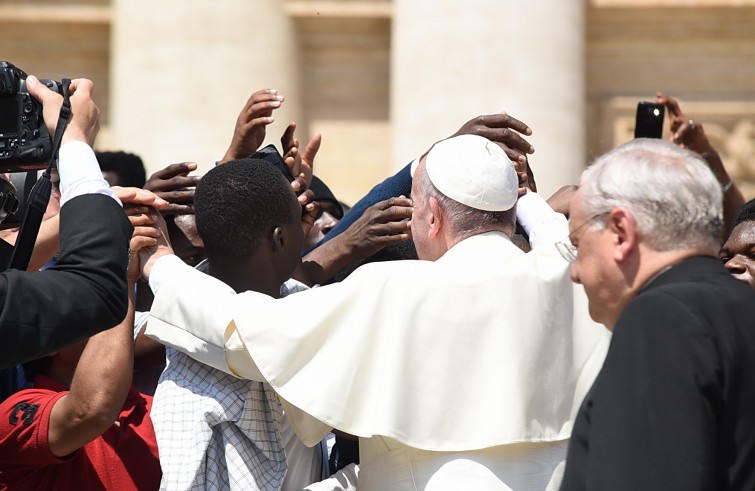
145 197 609 452
145 254 265 380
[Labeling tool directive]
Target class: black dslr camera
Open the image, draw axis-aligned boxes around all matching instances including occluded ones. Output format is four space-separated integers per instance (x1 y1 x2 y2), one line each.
0 61 63 173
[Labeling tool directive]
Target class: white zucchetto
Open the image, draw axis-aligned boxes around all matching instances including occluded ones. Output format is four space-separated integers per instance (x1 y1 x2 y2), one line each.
426 134 518 211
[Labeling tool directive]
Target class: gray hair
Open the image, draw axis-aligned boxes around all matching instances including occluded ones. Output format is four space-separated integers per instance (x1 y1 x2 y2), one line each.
415 165 516 238
579 138 723 251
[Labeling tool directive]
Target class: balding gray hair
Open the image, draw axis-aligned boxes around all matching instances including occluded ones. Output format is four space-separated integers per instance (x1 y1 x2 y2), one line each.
415 164 516 239
579 138 723 251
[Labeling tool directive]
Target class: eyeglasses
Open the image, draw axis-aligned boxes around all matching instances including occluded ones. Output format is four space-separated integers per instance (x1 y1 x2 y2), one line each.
556 213 608 263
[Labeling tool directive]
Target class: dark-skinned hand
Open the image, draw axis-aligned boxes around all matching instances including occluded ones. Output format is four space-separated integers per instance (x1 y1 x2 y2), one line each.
656 92 715 155
281 122 321 193
143 162 200 214
220 89 284 164
298 189 320 238
338 196 413 258
432 112 538 192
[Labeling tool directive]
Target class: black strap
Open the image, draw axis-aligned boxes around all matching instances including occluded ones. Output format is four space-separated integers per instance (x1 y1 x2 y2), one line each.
8 79 73 271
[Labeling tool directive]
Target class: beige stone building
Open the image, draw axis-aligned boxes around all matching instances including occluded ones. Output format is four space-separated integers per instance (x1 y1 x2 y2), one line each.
1 0 754 203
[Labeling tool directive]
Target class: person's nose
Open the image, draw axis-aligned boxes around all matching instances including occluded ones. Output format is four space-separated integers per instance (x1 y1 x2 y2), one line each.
570 263 582 284
724 255 748 276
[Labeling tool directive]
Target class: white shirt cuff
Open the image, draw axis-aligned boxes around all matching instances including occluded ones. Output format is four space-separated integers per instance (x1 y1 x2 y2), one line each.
516 192 568 247
149 254 187 295
58 141 121 206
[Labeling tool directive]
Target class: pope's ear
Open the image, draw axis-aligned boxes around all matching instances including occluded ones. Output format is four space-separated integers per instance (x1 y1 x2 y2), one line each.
428 196 443 239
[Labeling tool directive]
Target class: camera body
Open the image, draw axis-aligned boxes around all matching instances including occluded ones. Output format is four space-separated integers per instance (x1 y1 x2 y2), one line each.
0 61 63 173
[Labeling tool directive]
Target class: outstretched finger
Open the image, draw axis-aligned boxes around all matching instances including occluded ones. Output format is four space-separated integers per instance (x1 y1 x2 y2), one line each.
284 147 302 182
129 235 158 254
281 122 296 152
112 186 169 209
495 143 529 164
155 188 195 205
477 113 533 136
301 133 321 167
374 221 412 240
378 196 413 210
132 225 162 239
147 162 198 182
127 212 156 226
657 92 684 119
162 203 195 214
124 206 151 217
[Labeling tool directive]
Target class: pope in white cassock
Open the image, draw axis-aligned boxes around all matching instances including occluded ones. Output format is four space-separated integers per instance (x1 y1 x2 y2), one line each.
143 134 609 491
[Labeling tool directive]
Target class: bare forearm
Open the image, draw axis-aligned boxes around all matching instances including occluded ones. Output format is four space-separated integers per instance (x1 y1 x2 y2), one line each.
300 236 357 286
73 283 134 407
60 284 135 445
702 151 745 237
28 214 61 271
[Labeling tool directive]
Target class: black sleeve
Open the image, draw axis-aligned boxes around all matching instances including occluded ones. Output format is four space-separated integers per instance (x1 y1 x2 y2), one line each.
580 291 721 491
0 194 133 368
0 239 12 271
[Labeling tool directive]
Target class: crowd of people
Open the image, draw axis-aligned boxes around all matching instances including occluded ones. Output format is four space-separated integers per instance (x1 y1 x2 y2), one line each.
0 70 753 491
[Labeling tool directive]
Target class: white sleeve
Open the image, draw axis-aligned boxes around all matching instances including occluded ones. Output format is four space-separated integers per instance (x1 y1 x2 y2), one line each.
145 255 235 372
515 192 568 248
57 141 120 206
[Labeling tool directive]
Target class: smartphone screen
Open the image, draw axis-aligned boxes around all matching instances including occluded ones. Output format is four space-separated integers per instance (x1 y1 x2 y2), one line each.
634 102 664 139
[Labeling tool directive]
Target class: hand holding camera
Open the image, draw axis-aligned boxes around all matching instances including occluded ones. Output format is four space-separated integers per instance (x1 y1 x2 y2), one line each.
0 62 100 172
26 76 100 148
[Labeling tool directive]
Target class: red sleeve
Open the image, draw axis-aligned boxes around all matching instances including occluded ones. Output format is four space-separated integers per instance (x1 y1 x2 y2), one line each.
0 388 69 467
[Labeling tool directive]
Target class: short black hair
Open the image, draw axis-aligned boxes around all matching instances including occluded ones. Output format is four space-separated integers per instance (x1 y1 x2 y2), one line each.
731 198 755 232
96 151 147 188
195 158 296 258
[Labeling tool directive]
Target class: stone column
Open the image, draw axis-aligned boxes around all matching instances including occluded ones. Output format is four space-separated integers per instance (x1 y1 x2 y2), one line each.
391 0 585 196
110 0 302 175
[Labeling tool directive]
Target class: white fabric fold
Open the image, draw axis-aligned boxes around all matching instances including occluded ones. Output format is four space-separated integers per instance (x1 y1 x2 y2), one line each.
147 229 609 452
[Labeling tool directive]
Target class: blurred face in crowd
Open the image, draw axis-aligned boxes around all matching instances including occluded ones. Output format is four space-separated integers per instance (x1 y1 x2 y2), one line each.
304 200 341 249
168 214 206 268
568 191 626 330
101 171 120 187
720 220 755 289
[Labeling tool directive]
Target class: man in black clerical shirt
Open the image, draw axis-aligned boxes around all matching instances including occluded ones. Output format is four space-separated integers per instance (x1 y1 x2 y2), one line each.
559 139 755 491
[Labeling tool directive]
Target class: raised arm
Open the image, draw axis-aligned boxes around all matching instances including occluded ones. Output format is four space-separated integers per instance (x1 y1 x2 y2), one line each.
657 93 745 236
47 222 156 456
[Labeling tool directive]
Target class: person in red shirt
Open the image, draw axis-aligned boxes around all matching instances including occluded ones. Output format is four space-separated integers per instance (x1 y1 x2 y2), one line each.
0 195 162 490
